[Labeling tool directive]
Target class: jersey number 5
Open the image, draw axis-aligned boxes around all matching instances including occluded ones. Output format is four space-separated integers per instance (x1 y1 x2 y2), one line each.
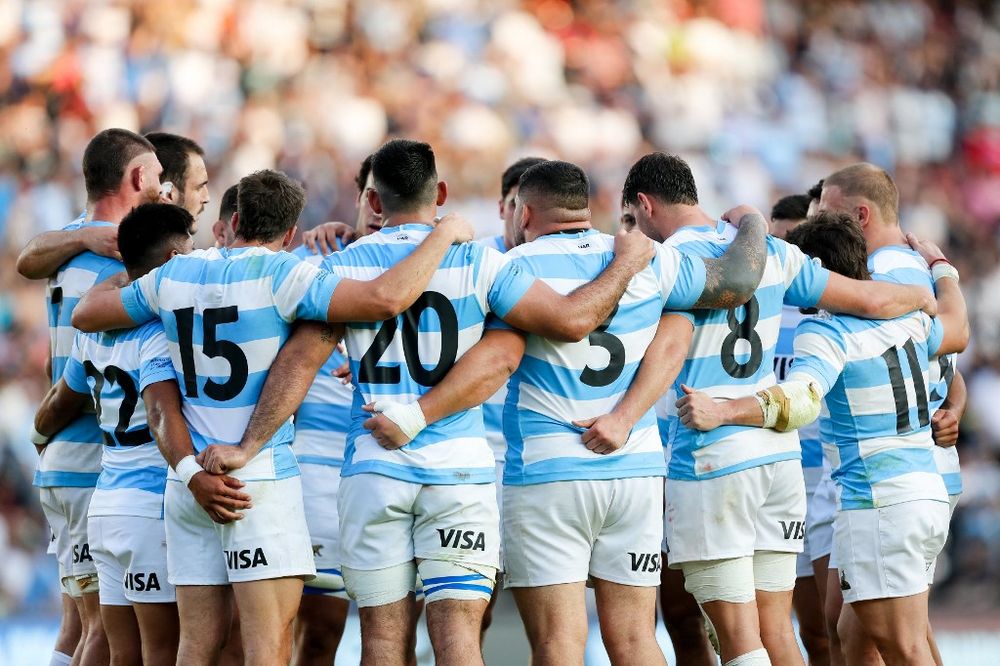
580 305 626 387
173 306 250 401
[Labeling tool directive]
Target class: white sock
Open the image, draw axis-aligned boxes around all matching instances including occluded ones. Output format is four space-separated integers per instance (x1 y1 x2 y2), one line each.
49 651 72 666
724 648 771 666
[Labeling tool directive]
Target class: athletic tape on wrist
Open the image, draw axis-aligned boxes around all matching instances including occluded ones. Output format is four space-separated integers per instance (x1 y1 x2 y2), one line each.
372 401 427 440
175 455 203 487
932 262 960 284
30 427 50 446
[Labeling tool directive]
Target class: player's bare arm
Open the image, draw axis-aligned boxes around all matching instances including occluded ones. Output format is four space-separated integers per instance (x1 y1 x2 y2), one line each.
573 314 693 454
144 379 252 524
16 226 122 280
693 207 768 309
933 370 965 448
33 379 91 454
500 225 655 342
363 328 527 449
199 321 343 475
70 271 135 332
325 213 474 322
816 273 936 319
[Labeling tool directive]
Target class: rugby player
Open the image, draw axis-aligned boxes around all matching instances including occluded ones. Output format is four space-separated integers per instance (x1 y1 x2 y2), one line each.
212 185 239 249
19 129 164 666
70 168 477 665
145 132 211 231
676 212 969 666
206 143 659 666
32 204 199 665
621 153 935 666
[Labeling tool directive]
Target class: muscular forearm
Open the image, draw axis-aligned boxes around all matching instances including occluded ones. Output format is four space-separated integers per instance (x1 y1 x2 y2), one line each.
145 383 197 469
695 213 767 309
611 316 690 427
71 273 132 332
16 230 88 280
942 370 967 418
35 382 89 438
820 277 933 320
934 277 970 354
715 396 766 427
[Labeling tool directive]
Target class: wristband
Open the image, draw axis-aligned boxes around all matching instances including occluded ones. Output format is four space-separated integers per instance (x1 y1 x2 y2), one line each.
30 427 50 446
931 262 959 283
928 258 951 269
175 455 203 487
371 400 428 441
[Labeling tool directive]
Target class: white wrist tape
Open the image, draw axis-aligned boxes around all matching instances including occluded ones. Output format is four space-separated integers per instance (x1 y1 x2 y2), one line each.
175 455 203 487
755 380 822 432
932 263 959 283
371 400 427 440
30 427 50 446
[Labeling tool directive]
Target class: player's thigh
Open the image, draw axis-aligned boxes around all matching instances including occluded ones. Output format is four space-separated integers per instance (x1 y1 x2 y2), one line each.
501 480 599 588
232 577 304 635
592 576 658 637
511 582 588 649
849 591 930 646
100 603 141 661
295 593 349 636
132 602 180 663
592 476 663 586
176 585 232 648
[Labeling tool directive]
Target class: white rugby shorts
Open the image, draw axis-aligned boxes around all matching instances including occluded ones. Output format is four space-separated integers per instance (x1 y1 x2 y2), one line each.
40 486 98 580
834 499 949 604
926 493 960 584
165 475 315 585
503 476 664 588
300 462 348 598
797 462 836 577
89 514 174 605
665 460 806 567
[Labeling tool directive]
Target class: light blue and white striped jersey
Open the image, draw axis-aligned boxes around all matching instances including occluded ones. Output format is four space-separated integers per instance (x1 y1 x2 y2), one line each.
661 222 830 481
38 219 124 488
120 246 341 482
790 309 948 510
475 234 511 463
776 305 824 491
63 323 175 519
291 245 354 468
497 229 707 486
868 246 961 495
322 224 535 485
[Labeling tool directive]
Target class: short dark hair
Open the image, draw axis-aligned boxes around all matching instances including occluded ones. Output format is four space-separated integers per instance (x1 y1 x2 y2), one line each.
807 179 824 202
236 170 306 243
218 184 239 222
771 194 811 222
501 157 547 199
785 211 870 281
82 129 155 201
145 132 205 187
370 139 439 213
354 154 373 194
117 203 193 276
517 160 589 210
824 163 899 225
622 152 699 207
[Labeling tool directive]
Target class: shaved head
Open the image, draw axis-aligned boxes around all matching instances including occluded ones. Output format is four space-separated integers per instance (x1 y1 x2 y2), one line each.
823 163 899 226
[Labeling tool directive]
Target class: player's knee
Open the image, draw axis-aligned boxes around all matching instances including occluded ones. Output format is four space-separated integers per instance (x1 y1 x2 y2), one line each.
681 557 756 605
343 562 416 608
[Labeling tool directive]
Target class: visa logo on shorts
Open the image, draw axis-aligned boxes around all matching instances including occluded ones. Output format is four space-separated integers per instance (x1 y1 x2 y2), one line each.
124 572 161 592
437 528 486 552
780 520 806 540
225 547 269 570
72 543 93 564
629 552 662 573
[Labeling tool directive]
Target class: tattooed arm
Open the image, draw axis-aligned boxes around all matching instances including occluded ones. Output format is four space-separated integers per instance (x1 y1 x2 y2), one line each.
692 207 768 309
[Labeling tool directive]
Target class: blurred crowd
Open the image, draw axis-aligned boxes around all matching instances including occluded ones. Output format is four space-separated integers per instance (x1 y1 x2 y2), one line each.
1 0 999 617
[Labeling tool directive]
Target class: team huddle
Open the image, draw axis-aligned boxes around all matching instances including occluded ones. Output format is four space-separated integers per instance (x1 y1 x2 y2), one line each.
22 128 967 666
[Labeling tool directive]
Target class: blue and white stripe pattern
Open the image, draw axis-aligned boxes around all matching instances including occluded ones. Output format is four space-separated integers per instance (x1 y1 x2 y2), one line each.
479 234 509 254
776 305 824 490
63 322 175 519
37 219 124 488
322 224 535 485
790 309 948 510
421 572 493 601
497 230 707 485
120 246 341 481
868 246 961 496
661 222 830 481
475 234 512 463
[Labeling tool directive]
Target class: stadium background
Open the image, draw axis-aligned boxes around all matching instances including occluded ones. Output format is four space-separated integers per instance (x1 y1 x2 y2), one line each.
0 0 999 662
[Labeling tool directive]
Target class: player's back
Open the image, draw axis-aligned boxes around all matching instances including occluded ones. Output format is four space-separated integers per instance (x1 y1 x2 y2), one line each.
795 310 947 509
664 222 828 481
501 229 680 485
64 323 174 518
324 224 530 484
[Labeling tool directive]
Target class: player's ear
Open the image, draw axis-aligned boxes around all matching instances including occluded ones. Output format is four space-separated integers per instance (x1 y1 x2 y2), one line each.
367 188 383 215
282 224 298 249
130 164 144 194
497 196 505 219
857 204 871 228
637 192 654 216
436 181 448 207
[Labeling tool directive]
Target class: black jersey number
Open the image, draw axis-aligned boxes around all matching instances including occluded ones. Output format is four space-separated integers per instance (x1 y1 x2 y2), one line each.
82 362 150 445
580 306 626 388
359 292 459 387
880 338 930 435
721 295 764 379
173 306 250 401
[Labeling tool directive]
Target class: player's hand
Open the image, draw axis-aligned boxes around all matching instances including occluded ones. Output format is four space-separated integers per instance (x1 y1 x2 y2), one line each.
362 403 411 449
434 213 475 244
721 204 765 229
905 233 948 267
331 345 352 385
676 384 724 431
303 222 355 255
187 472 252 524
931 408 960 447
81 226 122 262
613 225 654 274
573 413 631 455
196 445 251 475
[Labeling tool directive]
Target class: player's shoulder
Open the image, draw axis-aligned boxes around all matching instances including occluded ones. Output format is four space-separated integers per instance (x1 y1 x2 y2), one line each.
665 221 730 258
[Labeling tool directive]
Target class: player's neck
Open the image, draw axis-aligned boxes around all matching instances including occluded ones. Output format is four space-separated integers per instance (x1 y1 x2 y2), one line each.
380 206 438 228
661 205 714 237
230 237 287 252
864 223 908 254
87 197 133 225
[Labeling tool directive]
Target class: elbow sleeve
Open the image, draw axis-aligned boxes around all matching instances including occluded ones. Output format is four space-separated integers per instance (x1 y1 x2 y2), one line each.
756 380 822 432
